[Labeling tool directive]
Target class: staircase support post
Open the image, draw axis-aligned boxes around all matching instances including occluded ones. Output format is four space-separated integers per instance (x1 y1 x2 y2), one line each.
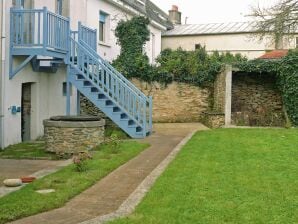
76 90 80 115
66 65 71 115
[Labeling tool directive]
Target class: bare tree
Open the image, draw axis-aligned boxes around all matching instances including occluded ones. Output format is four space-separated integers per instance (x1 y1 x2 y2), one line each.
250 0 298 49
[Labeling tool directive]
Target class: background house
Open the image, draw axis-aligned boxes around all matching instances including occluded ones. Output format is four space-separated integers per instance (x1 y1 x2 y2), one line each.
162 6 298 59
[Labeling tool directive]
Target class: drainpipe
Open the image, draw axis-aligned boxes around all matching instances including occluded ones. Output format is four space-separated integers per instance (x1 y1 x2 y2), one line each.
0 0 6 149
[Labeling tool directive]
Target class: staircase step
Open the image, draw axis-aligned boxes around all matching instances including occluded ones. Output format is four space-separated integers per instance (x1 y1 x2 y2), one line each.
90 87 99 93
83 81 92 86
120 113 128 119
105 100 114 107
98 94 107 100
113 107 121 113
77 74 84 80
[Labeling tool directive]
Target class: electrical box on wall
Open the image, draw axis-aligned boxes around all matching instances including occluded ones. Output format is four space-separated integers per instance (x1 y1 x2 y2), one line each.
10 106 21 115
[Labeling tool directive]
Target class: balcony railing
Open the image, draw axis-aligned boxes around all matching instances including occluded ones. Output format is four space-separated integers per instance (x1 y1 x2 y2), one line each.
78 22 97 50
10 7 70 53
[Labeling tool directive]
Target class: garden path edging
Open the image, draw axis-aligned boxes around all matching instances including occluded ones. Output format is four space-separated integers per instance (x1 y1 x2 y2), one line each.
80 129 199 224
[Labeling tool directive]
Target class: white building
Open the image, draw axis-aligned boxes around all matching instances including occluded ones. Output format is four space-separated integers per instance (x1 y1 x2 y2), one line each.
162 6 298 59
0 0 171 149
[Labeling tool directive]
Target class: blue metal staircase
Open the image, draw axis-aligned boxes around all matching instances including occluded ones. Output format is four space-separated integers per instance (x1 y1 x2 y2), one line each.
9 7 153 138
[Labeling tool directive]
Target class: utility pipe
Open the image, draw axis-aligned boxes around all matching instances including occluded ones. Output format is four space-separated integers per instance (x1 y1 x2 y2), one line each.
0 0 6 149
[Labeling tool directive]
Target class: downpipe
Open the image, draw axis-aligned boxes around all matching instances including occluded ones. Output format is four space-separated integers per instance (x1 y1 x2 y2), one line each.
0 0 6 149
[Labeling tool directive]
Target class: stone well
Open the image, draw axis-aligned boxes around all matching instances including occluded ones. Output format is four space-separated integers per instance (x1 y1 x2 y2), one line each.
43 116 105 154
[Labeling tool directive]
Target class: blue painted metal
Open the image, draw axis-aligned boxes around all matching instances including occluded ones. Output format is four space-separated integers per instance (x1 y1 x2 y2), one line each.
76 90 81 115
9 55 35 79
9 7 70 77
78 22 97 50
9 6 152 138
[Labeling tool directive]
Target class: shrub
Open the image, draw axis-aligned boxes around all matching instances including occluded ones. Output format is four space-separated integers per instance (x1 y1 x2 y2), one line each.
73 151 92 172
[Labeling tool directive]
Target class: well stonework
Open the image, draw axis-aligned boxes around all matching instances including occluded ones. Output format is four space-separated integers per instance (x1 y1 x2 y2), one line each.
43 116 105 154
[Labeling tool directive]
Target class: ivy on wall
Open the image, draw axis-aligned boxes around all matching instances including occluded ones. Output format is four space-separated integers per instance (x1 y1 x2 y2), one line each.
236 50 298 126
112 16 247 86
112 16 152 81
156 47 247 87
112 16 297 126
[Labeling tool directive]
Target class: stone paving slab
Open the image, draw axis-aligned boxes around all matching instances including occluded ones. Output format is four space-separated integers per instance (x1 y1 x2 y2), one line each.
10 123 208 224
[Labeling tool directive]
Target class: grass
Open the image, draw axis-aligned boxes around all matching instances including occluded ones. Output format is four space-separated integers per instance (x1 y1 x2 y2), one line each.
0 127 129 160
0 141 59 160
110 128 298 224
0 140 149 224
105 126 130 139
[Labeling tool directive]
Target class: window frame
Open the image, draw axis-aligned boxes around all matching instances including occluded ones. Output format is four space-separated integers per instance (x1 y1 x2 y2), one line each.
56 0 63 15
99 11 109 43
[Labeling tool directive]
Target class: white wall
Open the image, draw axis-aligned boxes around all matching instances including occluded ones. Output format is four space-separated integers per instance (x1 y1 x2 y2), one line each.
85 0 164 62
1 0 166 148
1 0 77 148
162 33 298 59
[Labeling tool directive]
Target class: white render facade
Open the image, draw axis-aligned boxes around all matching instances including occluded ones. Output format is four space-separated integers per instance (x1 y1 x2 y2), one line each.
162 22 298 59
0 0 169 149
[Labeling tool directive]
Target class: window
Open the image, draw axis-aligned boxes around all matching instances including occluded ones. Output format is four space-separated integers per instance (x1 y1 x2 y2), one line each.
13 0 25 8
195 44 203 50
62 82 72 96
56 0 63 15
99 11 109 43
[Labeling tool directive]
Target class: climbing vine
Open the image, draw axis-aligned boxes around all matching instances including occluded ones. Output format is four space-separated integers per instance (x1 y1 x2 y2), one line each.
112 16 247 86
236 50 298 126
112 16 152 81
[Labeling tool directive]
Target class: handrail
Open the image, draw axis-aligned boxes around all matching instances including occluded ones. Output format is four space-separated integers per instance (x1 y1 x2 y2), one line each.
78 22 97 50
79 40 148 101
70 36 150 130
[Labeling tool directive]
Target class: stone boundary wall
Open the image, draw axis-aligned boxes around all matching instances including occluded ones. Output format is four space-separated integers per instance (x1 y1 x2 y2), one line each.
231 72 284 126
213 69 226 113
131 79 210 123
80 80 211 123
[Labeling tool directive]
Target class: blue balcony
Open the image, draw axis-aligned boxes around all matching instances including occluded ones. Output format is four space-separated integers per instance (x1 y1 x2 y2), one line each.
9 7 70 78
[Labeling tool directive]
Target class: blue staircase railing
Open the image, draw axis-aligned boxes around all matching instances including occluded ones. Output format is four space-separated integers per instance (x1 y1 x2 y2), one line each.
78 22 97 50
69 36 152 137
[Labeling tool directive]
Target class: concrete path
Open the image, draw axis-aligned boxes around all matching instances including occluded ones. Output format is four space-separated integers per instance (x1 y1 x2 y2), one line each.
0 159 71 197
10 123 208 224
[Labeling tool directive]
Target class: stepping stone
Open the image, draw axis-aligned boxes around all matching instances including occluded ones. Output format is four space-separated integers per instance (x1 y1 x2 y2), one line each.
36 189 56 194
3 179 22 187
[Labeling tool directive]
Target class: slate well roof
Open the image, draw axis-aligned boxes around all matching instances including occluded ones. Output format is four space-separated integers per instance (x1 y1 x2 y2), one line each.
162 21 259 36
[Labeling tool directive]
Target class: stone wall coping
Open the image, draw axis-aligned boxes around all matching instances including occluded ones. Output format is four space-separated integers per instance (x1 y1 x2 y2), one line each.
43 119 105 128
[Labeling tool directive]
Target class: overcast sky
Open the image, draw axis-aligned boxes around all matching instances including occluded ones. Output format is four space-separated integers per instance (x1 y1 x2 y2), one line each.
151 0 279 24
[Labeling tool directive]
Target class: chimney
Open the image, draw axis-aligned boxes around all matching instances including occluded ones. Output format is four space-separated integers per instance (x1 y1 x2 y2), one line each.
169 5 182 25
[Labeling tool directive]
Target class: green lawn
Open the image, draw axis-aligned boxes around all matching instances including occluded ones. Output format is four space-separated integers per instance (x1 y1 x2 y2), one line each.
0 141 59 160
0 141 149 224
111 129 298 224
